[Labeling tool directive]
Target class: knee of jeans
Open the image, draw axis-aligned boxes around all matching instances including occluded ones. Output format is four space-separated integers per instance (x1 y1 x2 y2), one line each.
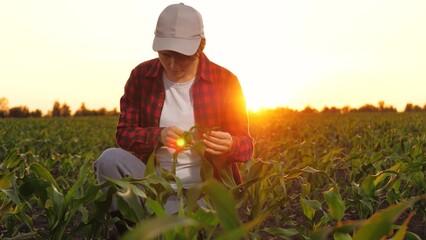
94 148 120 176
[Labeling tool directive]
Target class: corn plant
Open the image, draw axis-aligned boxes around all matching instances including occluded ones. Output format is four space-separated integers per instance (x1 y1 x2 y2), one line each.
1 113 426 239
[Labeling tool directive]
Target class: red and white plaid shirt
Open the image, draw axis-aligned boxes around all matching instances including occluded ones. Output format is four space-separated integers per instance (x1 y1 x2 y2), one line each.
116 53 253 184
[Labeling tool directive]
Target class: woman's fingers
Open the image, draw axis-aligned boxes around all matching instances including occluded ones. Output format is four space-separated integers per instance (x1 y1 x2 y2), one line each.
203 131 233 155
161 126 184 148
161 128 233 154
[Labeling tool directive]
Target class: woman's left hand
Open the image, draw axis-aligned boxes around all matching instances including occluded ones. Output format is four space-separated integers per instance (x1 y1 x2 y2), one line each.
202 131 233 155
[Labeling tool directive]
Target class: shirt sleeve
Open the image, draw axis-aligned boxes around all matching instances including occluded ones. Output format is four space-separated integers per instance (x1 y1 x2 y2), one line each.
219 73 254 164
115 68 163 159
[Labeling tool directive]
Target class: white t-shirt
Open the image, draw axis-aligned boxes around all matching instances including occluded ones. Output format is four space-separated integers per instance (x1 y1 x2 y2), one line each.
155 73 202 190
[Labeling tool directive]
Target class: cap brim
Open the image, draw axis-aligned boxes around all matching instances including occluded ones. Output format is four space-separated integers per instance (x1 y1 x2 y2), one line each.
153 36 201 56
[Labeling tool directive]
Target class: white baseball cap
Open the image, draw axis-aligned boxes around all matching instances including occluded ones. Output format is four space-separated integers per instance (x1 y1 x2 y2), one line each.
153 3 204 56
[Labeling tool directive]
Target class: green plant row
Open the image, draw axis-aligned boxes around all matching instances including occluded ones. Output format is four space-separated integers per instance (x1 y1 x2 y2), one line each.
1 113 425 239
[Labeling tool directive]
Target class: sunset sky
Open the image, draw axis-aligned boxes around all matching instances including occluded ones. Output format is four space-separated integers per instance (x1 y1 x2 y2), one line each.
1 0 426 114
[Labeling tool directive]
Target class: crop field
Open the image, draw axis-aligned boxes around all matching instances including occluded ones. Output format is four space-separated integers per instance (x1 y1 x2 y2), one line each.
1 111 425 239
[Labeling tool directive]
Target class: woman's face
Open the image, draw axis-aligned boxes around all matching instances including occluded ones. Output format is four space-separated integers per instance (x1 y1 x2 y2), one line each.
158 51 199 82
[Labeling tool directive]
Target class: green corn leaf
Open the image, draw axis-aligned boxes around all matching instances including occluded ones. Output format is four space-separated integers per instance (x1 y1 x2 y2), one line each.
182 131 193 143
76 183 106 205
29 162 61 192
1 231 37 240
143 174 175 196
324 187 345 222
391 211 415 240
373 163 401 186
45 199 54 209
353 196 421 240
191 208 219 226
262 227 299 238
246 160 266 180
300 166 323 174
404 232 423 240
231 175 265 204
5 153 21 169
301 182 311 198
183 184 203 216
202 179 241 231
361 175 375 197
2 188 20 205
49 186 65 232
146 198 183 240
216 211 269 240
200 155 214 181
116 187 146 222
0 200 14 217
145 198 167 217
145 149 157 177
219 165 237 189
64 157 90 209
0 172 14 190
334 232 352 240
311 219 360 239
121 216 199 240
300 198 322 221
76 205 89 224
171 152 178 175
116 196 140 224
90 186 115 220
160 168 183 197
105 177 147 199
283 167 304 180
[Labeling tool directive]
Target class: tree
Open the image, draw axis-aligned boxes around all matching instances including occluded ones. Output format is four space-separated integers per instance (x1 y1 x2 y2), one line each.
97 107 107 116
341 106 351 114
358 104 378 112
413 105 422 112
52 101 61 117
376 101 397 112
322 106 340 113
51 101 72 117
0 97 8 117
74 102 91 116
60 103 71 117
301 105 317 113
378 101 385 111
30 109 42 118
107 107 119 116
9 106 30 118
404 103 414 112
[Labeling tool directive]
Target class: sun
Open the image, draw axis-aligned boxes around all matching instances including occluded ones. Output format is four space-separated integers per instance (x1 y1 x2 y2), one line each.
246 100 268 112
241 70 315 112
245 92 281 112
243 86 290 112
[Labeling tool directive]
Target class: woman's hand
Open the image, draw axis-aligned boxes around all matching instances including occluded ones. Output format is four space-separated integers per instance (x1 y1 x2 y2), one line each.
203 131 233 155
160 126 184 148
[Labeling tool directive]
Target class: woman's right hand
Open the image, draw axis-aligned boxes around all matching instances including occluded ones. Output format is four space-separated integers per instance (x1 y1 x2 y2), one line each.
160 126 184 148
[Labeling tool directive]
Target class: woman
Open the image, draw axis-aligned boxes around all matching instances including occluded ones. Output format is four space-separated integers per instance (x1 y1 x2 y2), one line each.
94 2 253 221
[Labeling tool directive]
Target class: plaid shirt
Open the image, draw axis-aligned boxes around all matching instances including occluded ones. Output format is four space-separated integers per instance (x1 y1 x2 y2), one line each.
116 53 253 184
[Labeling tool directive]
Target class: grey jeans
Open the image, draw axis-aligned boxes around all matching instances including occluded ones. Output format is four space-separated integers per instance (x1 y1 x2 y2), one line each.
94 147 181 214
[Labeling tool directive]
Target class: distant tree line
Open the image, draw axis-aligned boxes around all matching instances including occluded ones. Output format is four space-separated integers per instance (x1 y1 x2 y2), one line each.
0 98 118 118
253 101 426 115
301 101 426 114
2 97 426 118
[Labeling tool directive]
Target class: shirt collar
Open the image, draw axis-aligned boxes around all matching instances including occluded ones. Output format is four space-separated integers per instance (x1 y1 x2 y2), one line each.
145 58 162 78
197 53 213 82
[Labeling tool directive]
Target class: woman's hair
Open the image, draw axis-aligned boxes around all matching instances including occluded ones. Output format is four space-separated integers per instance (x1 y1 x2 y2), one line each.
194 38 206 58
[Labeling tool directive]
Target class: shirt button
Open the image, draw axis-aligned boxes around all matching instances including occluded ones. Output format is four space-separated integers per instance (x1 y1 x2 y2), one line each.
158 103 163 107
